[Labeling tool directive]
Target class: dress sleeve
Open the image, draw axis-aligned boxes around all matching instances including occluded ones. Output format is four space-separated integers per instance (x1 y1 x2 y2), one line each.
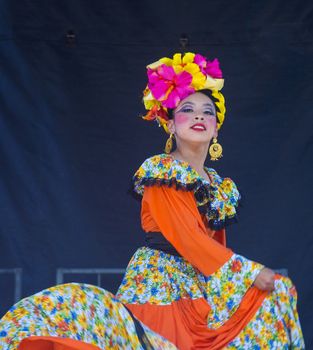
141 185 234 275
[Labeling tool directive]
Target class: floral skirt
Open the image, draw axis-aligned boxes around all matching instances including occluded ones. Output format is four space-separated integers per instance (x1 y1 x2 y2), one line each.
0 283 177 350
116 247 305 350
0 247 305 350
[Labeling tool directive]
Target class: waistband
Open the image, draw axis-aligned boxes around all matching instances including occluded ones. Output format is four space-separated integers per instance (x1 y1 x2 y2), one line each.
145 232 181 257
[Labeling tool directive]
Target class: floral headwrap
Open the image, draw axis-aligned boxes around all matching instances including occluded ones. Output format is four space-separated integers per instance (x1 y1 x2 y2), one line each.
142 52 226 134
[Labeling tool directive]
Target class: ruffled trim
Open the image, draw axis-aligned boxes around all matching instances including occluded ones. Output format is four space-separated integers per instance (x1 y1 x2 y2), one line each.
131 154 241 230
198 203 240 230
133 175 203 192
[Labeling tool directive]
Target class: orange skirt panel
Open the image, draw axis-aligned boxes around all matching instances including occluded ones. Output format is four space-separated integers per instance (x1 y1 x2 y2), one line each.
127 286 268 350
19 337 101 350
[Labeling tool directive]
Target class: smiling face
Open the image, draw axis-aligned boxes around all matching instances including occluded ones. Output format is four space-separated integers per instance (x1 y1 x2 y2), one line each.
167 92 218 145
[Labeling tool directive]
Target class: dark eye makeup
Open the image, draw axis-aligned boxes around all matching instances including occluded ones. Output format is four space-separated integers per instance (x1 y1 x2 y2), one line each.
177 108 214 115
181 107 193 113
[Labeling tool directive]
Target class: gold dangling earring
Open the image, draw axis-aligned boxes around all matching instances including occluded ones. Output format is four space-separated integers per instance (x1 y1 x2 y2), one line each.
164 133 174 154
209 137 223 161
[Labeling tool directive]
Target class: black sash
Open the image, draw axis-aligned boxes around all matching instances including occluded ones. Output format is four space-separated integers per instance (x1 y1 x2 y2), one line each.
145 232 181 257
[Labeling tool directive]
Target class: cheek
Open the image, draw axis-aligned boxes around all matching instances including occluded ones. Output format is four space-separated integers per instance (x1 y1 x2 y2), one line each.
207 117 217 128
174 113 189 125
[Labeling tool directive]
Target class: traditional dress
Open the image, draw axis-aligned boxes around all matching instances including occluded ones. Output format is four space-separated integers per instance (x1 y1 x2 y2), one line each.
117 153 304 349
0 153 304 349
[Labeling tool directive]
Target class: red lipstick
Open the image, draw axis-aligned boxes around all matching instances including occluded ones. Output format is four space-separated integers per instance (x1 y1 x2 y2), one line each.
190 123 206 131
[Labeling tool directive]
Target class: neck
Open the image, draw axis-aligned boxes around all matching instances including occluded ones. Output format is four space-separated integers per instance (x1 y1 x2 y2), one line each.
172 140 210 173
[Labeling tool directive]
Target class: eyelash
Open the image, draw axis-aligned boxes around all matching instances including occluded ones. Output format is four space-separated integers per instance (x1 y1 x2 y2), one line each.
181 108 193 113
180 108 214 116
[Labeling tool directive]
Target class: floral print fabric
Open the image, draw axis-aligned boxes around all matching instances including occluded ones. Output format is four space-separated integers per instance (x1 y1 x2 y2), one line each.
227 276 305 349
117 247 264 329
132 153 241 230
0 283 177 350
117 247 304 349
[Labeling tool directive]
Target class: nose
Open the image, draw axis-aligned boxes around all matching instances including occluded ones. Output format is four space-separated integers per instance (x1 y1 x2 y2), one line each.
194 114 205 121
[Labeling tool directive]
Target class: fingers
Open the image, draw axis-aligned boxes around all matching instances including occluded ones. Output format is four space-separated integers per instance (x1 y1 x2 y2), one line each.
255 268 276 291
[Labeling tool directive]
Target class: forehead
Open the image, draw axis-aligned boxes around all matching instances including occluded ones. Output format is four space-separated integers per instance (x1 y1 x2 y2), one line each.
176 92 214 108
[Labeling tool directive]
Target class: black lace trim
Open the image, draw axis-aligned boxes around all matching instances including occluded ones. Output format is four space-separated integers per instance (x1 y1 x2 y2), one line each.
198 203 240 230
132 175 204 192
129 176 240 230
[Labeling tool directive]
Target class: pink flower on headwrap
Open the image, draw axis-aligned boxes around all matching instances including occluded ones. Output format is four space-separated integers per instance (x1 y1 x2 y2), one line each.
194 54 223 79
206 58 223 79
194 54 207 73
147 64 195 109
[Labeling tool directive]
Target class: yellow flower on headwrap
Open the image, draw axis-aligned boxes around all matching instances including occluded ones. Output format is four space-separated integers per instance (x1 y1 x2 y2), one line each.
204 75 224 91
184 64 206 90
143 87 160 110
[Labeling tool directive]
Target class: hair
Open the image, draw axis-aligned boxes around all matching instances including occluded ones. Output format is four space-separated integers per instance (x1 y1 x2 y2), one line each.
167 89 220 120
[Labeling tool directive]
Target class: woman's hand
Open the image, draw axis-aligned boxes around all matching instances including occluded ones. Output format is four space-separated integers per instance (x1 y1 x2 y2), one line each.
254 267 275 291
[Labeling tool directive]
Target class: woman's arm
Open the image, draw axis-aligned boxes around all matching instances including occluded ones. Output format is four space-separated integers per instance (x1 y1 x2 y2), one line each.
142 185 233 275
142 185 274 290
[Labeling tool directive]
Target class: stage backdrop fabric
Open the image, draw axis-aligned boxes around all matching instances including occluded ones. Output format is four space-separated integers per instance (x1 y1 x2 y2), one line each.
0 0 312 346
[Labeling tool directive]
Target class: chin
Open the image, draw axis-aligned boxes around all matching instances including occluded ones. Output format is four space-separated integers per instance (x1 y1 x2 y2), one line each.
182 135 211 145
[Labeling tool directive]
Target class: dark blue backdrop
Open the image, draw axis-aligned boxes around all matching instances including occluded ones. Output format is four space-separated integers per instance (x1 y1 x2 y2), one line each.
0 0 312 346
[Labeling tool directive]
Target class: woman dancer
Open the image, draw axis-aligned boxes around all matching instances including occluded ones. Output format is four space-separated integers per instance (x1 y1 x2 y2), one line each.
116 52 304 349
0 52 304 349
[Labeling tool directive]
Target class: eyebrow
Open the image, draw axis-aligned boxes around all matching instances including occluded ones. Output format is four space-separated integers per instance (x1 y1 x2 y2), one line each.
180 102 214 108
